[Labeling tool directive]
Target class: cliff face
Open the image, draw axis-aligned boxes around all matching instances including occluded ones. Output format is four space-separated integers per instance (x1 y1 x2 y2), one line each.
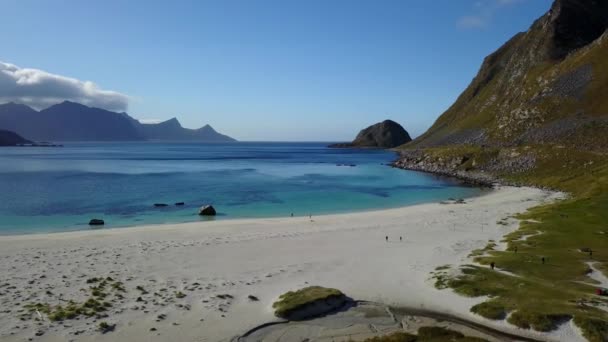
409 0 608 152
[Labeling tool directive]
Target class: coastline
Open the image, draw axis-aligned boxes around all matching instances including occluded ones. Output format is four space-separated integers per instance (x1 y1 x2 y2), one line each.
0 185 576 341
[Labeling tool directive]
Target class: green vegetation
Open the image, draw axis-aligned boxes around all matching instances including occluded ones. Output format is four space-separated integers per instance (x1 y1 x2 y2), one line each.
468 241 497 258
24 297 109 322
430 266 451 290
98 321 115 333
20 276 124 322
574 316 608 342
272 286 344 318
392 3 608 339
470 300 507 320
364 332 417 342
411 145 608 338
175 291 186 299
507 311 570 332
363 327 488 342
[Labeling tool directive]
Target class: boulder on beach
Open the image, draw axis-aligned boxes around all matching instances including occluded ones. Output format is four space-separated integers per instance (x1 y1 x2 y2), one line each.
199 205 216 216
89 219 105 226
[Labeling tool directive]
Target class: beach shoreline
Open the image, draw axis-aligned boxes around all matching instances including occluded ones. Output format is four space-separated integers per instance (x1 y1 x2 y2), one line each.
0 185 577 342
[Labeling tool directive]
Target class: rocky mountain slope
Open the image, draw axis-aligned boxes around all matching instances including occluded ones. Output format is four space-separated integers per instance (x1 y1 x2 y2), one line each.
330 120 411 148
393 1 608 340
406 0 608 152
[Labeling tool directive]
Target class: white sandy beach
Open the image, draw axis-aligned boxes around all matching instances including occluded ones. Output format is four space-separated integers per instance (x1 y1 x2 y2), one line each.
0 186 579 342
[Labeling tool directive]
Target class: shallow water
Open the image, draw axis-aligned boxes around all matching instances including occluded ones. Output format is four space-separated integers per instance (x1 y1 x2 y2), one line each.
0 142 482 234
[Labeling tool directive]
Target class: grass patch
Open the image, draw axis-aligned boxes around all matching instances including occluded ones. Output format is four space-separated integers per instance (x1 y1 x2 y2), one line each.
20 276 122 322
507 310 571 332
98 321 115 333
272 286 344 318
470 300 507 320
402 145 608 335
468 241 497 258
364 332 417 342
24 297 109 322
574 316 608 342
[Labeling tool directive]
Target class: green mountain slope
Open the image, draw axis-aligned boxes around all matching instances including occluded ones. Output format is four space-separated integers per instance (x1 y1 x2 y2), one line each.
394 1 608 341
410 0 608 151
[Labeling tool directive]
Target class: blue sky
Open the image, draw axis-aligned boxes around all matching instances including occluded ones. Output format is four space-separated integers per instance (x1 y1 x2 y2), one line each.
0 0 552 141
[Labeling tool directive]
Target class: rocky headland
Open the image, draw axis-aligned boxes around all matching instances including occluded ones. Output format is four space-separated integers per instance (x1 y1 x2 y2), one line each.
329 120 412 149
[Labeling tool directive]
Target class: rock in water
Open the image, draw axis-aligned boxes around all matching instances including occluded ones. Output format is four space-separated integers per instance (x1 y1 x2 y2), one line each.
175 202 185 206
199 205 216 216
329 120 412 149
89 219 105 226
154 203 169 207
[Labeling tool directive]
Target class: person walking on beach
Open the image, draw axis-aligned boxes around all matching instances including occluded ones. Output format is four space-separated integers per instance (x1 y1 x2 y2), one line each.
514 246 518 253
400 236 402 242
589 249 593 259
385 236 388 242
541 257 545 264
490 262 495 270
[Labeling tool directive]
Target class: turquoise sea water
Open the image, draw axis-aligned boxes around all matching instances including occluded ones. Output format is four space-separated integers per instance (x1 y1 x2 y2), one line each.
0 142 482 235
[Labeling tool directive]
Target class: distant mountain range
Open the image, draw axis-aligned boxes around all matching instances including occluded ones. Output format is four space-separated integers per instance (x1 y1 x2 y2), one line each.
0 101 236 142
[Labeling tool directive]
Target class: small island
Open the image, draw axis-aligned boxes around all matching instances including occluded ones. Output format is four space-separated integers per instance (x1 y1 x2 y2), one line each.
329 120 412 149
0 129 62 147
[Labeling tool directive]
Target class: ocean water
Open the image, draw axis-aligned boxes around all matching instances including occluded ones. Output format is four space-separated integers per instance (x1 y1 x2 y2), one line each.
0 142 482 234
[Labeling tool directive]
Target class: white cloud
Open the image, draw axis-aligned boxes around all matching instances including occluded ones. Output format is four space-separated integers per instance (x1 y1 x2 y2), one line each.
0 61 129 111
457 0 524 30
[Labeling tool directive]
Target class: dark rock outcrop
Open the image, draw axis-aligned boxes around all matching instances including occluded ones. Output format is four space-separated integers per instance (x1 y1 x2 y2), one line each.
89 219 105 226
548 0 608 60
198 205 216 216
0 129 32 146
330 120 412 149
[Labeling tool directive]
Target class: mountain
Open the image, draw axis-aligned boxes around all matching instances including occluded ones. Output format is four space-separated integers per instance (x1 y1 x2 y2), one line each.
0 129 31 146
0 102 236 142
130 117 236 142
329 120 411 148
408 0 608 151
394 1 608 339
0 101 143 141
